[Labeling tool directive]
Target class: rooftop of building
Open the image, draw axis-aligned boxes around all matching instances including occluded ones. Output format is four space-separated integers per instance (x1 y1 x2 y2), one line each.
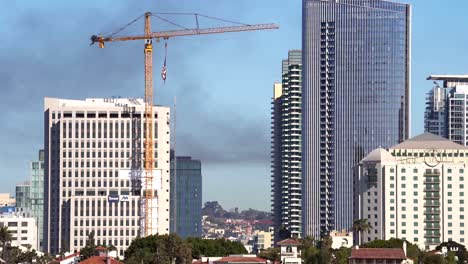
277 238 301 246
79 256 123 264
361 148 396 163
390 132 467 150
213 256 267 264
427 75 468 81
349 248 406 260
44 97 169 110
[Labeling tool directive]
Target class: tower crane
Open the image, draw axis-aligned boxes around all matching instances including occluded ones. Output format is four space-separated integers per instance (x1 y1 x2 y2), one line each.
91 12 278 237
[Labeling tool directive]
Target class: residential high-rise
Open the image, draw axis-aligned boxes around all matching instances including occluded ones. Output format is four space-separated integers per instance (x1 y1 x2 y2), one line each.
44 98 170 257
271 50 302 240
170 154 202 238
356 133 468 250
31 149 45 250
425 75 468 145
16 181 31 209
302 0 411 238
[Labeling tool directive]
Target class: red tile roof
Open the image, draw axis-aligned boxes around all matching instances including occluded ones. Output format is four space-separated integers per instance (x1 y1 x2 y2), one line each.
58 252 80 261
79 256 123 264
277 239 301 246
350 248 406 260
214 257 267 264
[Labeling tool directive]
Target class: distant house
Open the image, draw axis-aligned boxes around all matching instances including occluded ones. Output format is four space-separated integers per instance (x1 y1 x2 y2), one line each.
349 244 413 264
277 239 302 264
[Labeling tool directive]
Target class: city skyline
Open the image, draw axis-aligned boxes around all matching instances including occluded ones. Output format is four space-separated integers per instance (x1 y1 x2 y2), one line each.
1 0 468 211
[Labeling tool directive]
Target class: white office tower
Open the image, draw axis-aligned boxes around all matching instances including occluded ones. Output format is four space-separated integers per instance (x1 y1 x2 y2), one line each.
356 133 468 250
44 98 170 257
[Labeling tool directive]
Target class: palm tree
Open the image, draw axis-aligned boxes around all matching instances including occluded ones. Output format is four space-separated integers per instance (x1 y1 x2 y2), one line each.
353 219 372 245
0 226 13 261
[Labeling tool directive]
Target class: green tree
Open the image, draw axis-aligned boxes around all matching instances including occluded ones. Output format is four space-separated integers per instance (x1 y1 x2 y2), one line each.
333 247 351 264
0 226 12 261
258 247 280 262
352 219 372 245
80 231 96 260
277 225 292 241
125 234 192 264
186 237 247 259
317 236 333 264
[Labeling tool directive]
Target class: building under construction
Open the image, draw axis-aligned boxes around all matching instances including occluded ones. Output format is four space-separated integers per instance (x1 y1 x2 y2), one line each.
43 97 170 257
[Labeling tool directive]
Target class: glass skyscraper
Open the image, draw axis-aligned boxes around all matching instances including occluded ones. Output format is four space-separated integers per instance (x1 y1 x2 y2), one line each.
31 150 45 251
302 0 411 238
170 154 202 238
425 75 468 145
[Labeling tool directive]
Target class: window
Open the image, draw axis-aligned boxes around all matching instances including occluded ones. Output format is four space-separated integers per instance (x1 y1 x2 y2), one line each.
414 222 418 227
460 169 464 173
448 184 453 189
390 168 395 173
413 168 418 173
413 176 418 181
402 176 406 180
448 169 452 173
401 168 406 173
448 192 453 197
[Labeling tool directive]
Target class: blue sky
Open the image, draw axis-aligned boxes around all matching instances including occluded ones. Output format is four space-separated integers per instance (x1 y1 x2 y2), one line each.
0 1 467 211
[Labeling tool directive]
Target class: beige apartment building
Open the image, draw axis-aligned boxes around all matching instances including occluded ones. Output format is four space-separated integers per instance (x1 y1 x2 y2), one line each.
356 133 468 250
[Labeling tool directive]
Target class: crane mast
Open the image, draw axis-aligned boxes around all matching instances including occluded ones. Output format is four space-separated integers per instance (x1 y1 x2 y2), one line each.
91 12 278 237
143 13 155 236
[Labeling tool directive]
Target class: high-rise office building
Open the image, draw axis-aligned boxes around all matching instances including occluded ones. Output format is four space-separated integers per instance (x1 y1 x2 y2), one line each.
44 97 170 257
16 181 31 209
170 154 202 238
31 149 45 250
356 133 468 250
302 0 411 238
271 50 302 240
425 75 468 145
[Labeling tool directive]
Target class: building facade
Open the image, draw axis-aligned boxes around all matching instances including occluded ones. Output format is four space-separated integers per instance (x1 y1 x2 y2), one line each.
302 0 411 238
0 193 15 207
170 155 202 238
44 97 170 257
356 133 468 250
0 211 38 250
16 181 31 209
271 50 302 240
425 75 468 145
31 149 45 251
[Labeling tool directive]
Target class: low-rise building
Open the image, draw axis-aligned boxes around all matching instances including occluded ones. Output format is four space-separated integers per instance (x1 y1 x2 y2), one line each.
253 231 273 253
0 193 15 207
0 211 37 250
355 133 468 250
277 239 301 264
349 244 413 264
330 230 352 249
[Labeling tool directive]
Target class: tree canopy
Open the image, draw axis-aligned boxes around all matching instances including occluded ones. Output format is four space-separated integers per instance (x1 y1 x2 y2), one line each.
186 237 247 259
124 234 192 264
